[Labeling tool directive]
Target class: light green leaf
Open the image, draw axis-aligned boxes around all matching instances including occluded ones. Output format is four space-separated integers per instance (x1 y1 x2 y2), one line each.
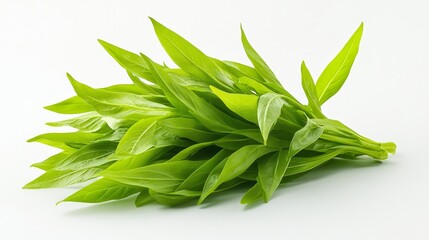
238 77 272 95
142 54 252 132
210 86 258 123
240 26 282 86
316 23 363 105
46 112 109 132
288 118 324 159
284 150 343 177
23 167 105 189
149 189 194 206
54 141 117 171
102 160 205 193
214 134 259 150
60 178 141 204
135 188 153 207
158 117 221 142
300 61 323 118
31 151 72 171
44 96 94 114
27 131 103 150
199 145 274 203
257 150 289 202
241 182 263 204
126 71 162 95
105 147 170 172
168 142 214 162
257 93 284 145
116 117 160 155
150 18 234 90
67 73 172 121
98 39 155 82
177 149 231 191
222 61 264 82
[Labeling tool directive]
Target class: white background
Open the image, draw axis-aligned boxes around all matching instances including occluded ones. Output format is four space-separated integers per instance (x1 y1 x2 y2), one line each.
1 0 428 239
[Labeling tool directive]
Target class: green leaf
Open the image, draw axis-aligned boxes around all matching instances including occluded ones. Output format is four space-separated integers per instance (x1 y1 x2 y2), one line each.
288 118 324 158
95 128 128 142
23 167 105 189
241 182 263 204
44 96 94 114
168 142 214 162
105 147 169 172
28 131 103 150
46 112 109 132
135 188 153 207
149 189 195 206
222 61 264 82
199 145 274 203
126 71 162 95
300 61 323 117
257 119 324 202
102 160 205 193
102 83 157 95
60 178 141 204
158 117 221 142
98 39 155 82
240 26 282 86
284 150 343 177
177 149 231 191
31 151 72 171
54 141 117 171
116 117 168 156
316 23 364 105
238 77 272 95
257 93 284 145
210 86 258 123
142 54 252 132
67 73 172 121
257 150 289 202
215 134 259 150
150 18 234 90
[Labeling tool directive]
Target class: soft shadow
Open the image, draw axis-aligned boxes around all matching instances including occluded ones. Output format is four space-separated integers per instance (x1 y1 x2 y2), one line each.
246 158 385 209
282 158 384 188
63 158 387 215
62 196 144 216
198 185 249 209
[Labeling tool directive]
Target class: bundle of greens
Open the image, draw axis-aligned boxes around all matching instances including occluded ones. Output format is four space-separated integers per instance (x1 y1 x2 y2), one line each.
24 18 396 207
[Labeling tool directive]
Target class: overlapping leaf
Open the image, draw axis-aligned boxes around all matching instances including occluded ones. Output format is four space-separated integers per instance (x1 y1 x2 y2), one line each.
25 19 395 209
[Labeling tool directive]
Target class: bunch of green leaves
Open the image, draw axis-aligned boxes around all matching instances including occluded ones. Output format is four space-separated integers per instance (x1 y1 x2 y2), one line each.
24 18 396 207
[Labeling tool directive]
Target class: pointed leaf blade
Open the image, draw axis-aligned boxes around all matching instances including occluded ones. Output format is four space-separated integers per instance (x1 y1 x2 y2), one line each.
316 23 364 105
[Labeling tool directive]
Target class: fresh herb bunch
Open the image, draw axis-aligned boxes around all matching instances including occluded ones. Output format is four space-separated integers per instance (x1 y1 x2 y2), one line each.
24 18 396 207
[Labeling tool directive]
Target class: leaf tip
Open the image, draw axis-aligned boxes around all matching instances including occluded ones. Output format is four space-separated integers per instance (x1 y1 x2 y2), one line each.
66 73 78 86
22 182 35 189
240 25 246 39
26 136 38 142
149 17 161 28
